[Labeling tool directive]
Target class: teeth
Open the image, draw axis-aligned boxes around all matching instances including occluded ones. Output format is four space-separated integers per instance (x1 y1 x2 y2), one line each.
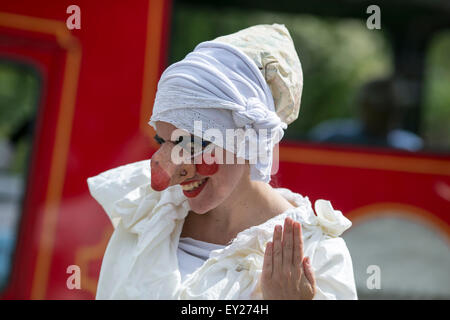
182 179 206 191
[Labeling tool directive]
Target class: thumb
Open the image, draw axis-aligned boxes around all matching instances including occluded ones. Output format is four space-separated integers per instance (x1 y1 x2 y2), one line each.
302 257 316 291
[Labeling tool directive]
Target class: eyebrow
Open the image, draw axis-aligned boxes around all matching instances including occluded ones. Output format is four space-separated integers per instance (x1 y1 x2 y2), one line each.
154 134 184 145
154 134 212 148
154 134 165 145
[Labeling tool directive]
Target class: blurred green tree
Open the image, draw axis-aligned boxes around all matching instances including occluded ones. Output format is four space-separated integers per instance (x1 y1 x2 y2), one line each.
423 31 450 151
169 4 449 151
0 61 39 174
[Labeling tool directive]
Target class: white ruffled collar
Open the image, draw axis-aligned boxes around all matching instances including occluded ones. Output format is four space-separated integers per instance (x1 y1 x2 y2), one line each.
88 159 352 299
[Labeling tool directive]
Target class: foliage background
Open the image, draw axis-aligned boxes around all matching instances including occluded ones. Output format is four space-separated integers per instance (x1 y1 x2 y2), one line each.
0 3 449 175
168 4 450 149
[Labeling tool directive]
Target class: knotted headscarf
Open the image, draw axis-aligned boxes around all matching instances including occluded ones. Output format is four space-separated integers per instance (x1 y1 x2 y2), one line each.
149 24 303 182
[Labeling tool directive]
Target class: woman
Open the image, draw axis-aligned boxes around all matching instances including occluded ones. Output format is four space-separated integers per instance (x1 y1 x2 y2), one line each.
87 24 357 300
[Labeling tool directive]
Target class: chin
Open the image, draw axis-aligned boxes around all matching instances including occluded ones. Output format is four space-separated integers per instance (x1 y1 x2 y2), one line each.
182 165 242 214
187 184 224 214
188 199 215 214
187 199 211 214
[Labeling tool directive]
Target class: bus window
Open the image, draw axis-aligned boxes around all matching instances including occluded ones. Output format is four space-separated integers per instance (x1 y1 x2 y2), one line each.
0 60 40 291
169 4 408 150
277 18 396 149
170 3 450 154
305 29 450 154
422 31 450 153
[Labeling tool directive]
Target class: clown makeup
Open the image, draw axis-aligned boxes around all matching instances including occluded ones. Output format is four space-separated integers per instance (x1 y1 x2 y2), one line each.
151 121 248 214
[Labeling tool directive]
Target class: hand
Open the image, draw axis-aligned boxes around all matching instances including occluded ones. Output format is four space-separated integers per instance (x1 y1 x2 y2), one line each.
261 217 316 300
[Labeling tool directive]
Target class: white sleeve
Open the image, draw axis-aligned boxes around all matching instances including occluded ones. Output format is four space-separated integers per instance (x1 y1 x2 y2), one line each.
87 159 151 228
312 236 358 300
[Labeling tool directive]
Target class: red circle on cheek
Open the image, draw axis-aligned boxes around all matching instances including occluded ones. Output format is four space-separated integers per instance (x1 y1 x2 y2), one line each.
196 162 219 176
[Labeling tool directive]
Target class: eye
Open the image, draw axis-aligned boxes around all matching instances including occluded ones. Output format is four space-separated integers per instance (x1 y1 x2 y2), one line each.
173 135 184 145
202 139 211 148
188 135 211 148
157 133 212 157
188 136 212 157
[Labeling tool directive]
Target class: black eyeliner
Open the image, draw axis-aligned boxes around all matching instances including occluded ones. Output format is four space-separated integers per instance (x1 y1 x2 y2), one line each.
154 135 165 145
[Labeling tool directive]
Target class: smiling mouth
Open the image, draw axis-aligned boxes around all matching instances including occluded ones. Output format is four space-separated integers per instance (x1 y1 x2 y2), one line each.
180 178 208 197
181 177 208 191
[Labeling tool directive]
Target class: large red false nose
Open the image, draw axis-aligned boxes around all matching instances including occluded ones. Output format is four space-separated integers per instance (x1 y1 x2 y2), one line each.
151 163 171 191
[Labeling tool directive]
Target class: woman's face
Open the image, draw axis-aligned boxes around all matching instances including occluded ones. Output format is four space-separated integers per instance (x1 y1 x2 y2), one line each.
152 121 247 214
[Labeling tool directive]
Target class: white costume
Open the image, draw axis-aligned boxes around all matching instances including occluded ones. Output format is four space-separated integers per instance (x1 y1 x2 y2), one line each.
87 24 358 299
88 160 357 299
178 237 226 282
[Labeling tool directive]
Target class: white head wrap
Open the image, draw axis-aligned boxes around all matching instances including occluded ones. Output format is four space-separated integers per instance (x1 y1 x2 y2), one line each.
149 24 302 182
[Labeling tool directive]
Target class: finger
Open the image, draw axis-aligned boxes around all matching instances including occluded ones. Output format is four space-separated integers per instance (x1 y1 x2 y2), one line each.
293 222 304 267
272 225 283 275
262 241 273 280
303 257 316 295
303 257 315 286
282 218 294 268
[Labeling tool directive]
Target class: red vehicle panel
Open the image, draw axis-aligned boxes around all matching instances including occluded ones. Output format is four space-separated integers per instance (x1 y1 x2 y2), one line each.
0 0 448 299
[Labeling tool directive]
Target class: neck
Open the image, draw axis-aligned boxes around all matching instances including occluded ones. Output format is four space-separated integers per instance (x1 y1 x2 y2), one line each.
208 178 268 229
184 169 294 245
